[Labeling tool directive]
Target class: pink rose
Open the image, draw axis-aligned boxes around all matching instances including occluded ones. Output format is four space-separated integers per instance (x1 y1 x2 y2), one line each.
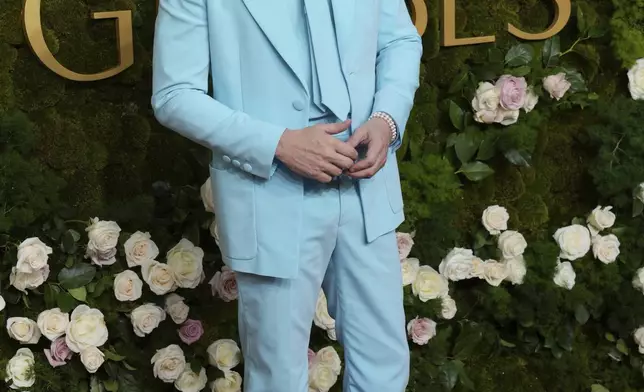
496 75 527 110
543 73 571 100
396 232 414 260
178 319 204 345
308 348 316 368
406 317 437 345
44 336 73 367
209 266 238 302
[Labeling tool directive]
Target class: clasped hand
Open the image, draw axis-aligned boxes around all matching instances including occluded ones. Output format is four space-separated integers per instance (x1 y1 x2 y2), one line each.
275 118 391 183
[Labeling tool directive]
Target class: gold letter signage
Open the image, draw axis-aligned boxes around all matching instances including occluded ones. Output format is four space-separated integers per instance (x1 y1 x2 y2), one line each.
23 0 134 82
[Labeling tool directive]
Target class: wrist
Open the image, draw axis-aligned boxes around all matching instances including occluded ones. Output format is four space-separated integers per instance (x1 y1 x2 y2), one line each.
369 112 397 144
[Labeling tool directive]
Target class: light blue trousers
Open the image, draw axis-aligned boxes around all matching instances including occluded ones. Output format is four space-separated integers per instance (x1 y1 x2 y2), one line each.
236 159 410 391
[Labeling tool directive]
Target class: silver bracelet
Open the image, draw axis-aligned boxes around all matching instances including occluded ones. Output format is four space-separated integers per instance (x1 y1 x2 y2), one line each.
369 111 398 144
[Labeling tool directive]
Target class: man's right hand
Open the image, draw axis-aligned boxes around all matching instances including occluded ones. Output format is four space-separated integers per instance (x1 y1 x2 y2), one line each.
275 119 358 183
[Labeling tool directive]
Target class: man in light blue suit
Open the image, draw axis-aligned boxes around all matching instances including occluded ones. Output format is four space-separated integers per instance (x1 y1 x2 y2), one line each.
152 0 422 390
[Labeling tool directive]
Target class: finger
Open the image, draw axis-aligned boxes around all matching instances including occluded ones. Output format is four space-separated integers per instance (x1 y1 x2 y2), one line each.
321 162 343 177
346 128 368 148
328 153 355 170
348 155 386 178
315 173 333 183
331 139 359 160
349 142 382 172
323 119 352 135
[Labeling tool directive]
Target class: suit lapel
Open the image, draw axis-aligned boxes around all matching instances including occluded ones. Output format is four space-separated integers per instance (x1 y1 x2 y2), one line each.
330 0 356 74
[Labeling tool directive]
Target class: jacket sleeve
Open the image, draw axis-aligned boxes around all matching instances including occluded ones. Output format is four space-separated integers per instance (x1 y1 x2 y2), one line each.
370 0 423 151
151 0 285 179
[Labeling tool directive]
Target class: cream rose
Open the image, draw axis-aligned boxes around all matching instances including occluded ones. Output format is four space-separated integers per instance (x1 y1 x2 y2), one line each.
482 260 508 287
503 255 527 285
553 261 576 290
65 305 109 353
201 178 215 213
498 230 527 259
130 303 166 337
553 224 591 261
10 265 50 292
165 293 190 324
401 257 420 286
175 367 208 392
636 183 644 204
113 270 144 302
543 73 571 100
7 317 41 344
439 248 475 281
80 346 105 373
16 237 52 273
523 86 539 112
587 206 616 236
207 339 242 372
440 296 457 320
85 217 121 266
309 362 339 392
481 205 509 235
635 327 644 353
37 308 69 341
211 371 243 392
151 344 186 383
472 82 501 124
494 107 520 126
628 59 644 100
124 231 159 267
313 290 336 331
142 261 177 295
592 234 620 264
633 267 644 294
315 346 342 375
5 348 35 390
167 239 204 289
412 265 449 302
210 218 220 245
0 295 5 312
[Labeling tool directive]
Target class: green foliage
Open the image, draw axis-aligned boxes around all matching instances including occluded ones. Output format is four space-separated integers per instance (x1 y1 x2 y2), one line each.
610 0 644 68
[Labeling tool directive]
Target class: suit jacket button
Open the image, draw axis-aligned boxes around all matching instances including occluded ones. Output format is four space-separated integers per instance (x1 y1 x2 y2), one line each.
222 155 231 163
292 100 305 111
232 159 241 167
242 163 252 172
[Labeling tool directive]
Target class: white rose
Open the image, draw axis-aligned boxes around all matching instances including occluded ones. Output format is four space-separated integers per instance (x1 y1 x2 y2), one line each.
113 270 143 302
636 183 644 204
482 260 508 287
85 218 121 266
165 293 190 324
210 218 220 245
201 177 215 213
635 327 644 353
130 303 166 337
494 107 520 126
439 248 475 281
587 206 616 235
65 305 109 353
401 258 420 286
396 232 415 260
80 346 105 373
326 328 337 341
6 317 41 344
5 348 35 389
151 344 186 383
309 362 339 392
16 237 52 273
10 265 50 292
592 234 620 264
207 339 242 372
633 267 644 294
142 261 177 295
37 308 69 341
211 371 242 392
124 231 159 267
503 255 527 285
412 265 449 302
553 261 576 290
498 230 527 259
627 58 644 100
175 367 208 392
543 72 571 100
313 290 336 331
440 296 457 320
522 86 539 112
167 239 204 289
0 295 5 312
481 205 509 235
315 346 342 376
472 82 501 124
470 257 485 279
553 225 591 261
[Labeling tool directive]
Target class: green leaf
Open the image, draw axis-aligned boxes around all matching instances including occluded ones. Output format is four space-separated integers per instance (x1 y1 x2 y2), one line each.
556 325 574 352
58 263 97 289
62 229 81 254
488 47 504 64
68 287 87 302
591 384 610 392
454 360 475 390
588 26 607 38
118 371 142 392
103 380 119 392
448 70 469 94
605 332 616 342
563 69 588 93
617 339 629 355
505 44 534 67
458 162 494 182
448 100 465 131
190 360 202 374
438 361 460 391
446 133 458 148
453 323 484 359
499 339 516 348
633 199 643 217
44 284 60 308
575 305 590 325
577 4 587 34
508 65 531 77
104 348 127 362
123 362 137 371
473 230 488 250
454 132 479 164
57 291 77 313
65 255 74 268
504 149 532 167
477 136 496 160
542 36 561 68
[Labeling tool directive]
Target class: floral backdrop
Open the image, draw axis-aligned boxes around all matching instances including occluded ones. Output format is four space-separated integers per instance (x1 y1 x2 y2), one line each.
2 0 644 391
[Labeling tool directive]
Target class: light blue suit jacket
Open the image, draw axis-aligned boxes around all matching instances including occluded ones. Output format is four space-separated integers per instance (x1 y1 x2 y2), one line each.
151 0 422 278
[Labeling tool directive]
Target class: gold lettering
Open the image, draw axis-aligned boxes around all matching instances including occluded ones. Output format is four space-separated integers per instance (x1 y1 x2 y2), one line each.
441 0 495 46
409 0 428 37
22 0 134 82
508 0 571 40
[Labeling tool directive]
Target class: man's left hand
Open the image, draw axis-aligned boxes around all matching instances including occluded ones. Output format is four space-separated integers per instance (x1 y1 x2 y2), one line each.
346 118 391 179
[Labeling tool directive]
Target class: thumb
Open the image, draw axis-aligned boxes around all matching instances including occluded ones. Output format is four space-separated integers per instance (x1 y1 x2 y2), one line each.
324 119 352 135
347 127 367 148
